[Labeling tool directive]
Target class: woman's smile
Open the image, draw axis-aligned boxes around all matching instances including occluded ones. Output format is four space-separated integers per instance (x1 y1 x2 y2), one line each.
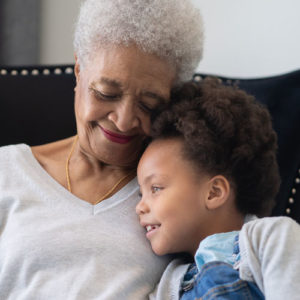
99 125 137 144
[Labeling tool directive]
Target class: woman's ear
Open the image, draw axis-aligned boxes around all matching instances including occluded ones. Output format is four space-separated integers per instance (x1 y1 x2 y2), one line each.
205 175 231 210
74 54 80 84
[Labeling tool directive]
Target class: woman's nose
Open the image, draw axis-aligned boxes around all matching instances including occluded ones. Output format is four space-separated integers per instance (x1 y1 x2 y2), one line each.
108 99 139 132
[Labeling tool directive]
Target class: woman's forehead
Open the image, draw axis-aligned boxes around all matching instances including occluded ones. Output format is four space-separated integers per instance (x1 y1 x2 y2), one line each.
82 45 176 98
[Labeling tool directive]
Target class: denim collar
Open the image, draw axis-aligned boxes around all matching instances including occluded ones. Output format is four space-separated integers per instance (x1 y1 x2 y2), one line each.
194 231 240 272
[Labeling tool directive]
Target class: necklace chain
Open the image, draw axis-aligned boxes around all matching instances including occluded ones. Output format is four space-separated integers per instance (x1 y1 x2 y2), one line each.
65 135 78 193
65 135 135 204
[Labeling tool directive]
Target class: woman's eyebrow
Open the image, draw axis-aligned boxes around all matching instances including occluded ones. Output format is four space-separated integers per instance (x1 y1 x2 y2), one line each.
94 77 123 88
93 78 168 103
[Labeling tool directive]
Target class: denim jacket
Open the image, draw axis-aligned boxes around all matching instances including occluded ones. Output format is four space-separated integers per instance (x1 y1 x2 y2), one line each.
180 233 264 300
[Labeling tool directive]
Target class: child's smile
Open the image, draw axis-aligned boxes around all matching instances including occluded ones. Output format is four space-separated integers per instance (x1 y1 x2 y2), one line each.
145 224 160 238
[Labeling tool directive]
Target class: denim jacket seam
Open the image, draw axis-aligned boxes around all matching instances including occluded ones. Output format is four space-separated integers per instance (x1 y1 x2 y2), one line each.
196 280 251 300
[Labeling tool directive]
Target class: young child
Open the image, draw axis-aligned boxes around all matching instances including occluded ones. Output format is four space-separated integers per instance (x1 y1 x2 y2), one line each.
136 79 300 299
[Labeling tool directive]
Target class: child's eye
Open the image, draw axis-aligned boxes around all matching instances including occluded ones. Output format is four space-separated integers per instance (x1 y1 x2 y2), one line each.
151 186 162 193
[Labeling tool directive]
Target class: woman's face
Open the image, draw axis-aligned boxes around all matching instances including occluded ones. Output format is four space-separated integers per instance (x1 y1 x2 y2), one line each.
74 44 176 167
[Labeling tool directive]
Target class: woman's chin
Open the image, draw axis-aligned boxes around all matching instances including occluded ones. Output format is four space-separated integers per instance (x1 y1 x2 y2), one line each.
91 135 145 167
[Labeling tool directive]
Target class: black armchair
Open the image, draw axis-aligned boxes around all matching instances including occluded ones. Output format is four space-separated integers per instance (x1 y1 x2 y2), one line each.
0 65 299 223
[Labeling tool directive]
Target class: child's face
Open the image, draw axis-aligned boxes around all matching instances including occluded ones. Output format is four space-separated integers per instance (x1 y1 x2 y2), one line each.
136 138 212 256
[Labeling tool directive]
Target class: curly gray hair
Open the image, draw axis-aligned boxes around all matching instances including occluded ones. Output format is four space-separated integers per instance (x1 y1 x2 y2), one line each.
74 0 204 84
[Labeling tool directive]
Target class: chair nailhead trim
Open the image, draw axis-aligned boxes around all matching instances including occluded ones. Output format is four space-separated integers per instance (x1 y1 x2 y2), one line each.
193 75 202 82
0 67 75 76
192 75 242 88
65 67 73 74
31 69 39 75
54 68 62 75
43 69 50 75
285 166 300 216
21 70 29 75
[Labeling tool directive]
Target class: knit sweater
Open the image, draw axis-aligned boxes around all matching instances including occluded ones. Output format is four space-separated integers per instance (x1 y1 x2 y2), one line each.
0 144 170 300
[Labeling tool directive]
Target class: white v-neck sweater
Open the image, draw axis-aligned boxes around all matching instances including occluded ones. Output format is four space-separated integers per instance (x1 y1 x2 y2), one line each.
0 144 170 299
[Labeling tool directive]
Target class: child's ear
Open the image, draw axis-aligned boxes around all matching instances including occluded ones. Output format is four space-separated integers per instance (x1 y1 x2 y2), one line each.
205 175 231 210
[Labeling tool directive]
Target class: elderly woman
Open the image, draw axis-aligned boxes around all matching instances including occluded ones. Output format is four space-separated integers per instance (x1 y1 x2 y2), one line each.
0 0 203 299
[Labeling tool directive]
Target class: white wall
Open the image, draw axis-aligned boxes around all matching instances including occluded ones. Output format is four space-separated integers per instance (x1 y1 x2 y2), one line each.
193 0 300 78
39 0 300 78
39 0 81 65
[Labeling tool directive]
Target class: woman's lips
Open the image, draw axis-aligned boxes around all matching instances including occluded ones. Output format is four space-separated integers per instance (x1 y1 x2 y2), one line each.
100 126 136 144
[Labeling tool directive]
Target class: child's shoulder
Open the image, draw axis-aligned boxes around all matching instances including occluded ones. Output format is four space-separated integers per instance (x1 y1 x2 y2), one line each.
243 216 298 231
239 216 300 299
241 216 300 246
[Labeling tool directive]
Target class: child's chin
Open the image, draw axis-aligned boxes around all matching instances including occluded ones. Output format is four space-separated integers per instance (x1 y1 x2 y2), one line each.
152 245 168 256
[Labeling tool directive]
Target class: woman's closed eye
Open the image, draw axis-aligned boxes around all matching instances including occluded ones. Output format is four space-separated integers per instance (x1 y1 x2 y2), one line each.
138 101 157 114
89 87 120 101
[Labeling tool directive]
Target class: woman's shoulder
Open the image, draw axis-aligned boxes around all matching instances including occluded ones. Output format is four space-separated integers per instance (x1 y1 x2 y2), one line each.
0 143 30 160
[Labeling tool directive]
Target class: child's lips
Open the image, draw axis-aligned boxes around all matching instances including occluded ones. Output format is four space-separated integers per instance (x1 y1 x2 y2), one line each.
146 224 159 232
145 224 160 239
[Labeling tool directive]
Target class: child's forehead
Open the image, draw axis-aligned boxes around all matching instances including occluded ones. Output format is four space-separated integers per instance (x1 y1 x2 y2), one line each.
144 138 184 161
138 138 203 178
149 138 183 151
137 139 180 173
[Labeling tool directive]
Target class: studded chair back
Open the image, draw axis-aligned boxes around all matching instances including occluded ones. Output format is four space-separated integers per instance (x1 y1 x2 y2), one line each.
0 65 76 146
1 65 300 222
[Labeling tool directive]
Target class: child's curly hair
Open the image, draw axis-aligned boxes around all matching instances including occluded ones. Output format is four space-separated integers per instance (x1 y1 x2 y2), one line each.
151 78 280 217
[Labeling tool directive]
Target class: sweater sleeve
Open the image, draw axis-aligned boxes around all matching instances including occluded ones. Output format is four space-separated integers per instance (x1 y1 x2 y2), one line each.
149 258 190 300
239 216 300 300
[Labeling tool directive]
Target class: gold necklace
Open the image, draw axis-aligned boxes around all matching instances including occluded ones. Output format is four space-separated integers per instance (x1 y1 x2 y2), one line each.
65 135 135 204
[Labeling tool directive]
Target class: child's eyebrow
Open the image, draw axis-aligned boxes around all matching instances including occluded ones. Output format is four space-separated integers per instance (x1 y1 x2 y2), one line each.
142 174 156 186
142 173 169 186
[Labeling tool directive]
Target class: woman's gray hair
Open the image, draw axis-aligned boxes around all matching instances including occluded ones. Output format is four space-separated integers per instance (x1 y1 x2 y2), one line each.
74 0 204 84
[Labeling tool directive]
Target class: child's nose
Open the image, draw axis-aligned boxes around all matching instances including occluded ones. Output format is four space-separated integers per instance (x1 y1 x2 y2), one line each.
136 199 149 215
